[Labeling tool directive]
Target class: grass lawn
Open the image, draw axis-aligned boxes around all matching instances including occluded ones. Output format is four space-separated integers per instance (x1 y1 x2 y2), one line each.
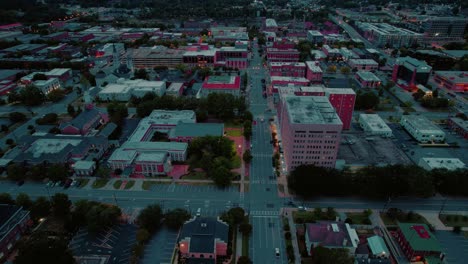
346 212 371 225
92 179 109 189
242 234 249 256
225 129 243 137
380 212 429 226
231 155 241 169
124 180 135 190
113 180 122 189
77 179 90 188
463 231 468 239
224 121 243 128
142 181 170 190
181 171 207 180
440 214 468 227
292 209 337 224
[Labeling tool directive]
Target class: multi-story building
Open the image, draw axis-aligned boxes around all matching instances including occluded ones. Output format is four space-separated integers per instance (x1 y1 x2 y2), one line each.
132 46 185 68
215 46 249 69
199 75 241 98
359 114 392 137
307 30 324 44
97 79 166 101
395 223 443 262
305 61 323 83
321 45 342 59
400 115 445 143
418 158 466 171
59 105 108 135
421 17 468 42
355 22 421 48
107 146 174 176
348 59 379 71
0 205 30 263
266 48 300 62
166 82 184 97
392 57 432 87
168 123 224 143
269 62 306 77
178 217 229 263
209 27 249 42
447 117 468 139
433 71 468 92
355 71 382 88
326 88 356 130
339 48 359 61
270 76 309 87
183 44 216 68
278 95 342 170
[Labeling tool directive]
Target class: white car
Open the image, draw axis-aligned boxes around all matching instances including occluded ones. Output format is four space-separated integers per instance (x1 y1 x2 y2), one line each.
275 248 280 258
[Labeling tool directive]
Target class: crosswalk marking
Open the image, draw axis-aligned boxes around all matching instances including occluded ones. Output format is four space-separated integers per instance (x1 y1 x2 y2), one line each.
250 180 277 184
250 210 279 217
252 153 272 157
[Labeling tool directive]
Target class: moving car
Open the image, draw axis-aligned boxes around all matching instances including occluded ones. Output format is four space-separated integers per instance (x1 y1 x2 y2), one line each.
275 248 280 258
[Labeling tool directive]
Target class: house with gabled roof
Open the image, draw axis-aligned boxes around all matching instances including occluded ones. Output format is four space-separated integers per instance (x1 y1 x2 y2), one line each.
59 104 108 135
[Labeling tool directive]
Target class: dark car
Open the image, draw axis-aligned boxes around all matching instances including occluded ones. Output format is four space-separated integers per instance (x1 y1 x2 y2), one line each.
64 179 72 189
17 180 25 186
261 79 266 83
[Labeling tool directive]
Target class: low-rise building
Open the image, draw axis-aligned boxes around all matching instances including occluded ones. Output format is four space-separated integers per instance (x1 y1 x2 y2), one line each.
270 76 309 87
97 79 166 101
447 117 468 139
59 105 108 135
433 71 468 92
400 115 445 143
359 114 392 137
73 160 96 176
266 48 300 62
355 71 382 88
33 78 61 94
166 82 184 97
305 61 323 83
178 217 229 263
269 62 306 78
326 88 356 130
322 45 342 59
307 30 324 44
339 47 359 61
168 123 224 143
348 59 378 71
199 75 241 98
395 223 442 262
305 221 359 255
418 158 466 171
0 205 30 263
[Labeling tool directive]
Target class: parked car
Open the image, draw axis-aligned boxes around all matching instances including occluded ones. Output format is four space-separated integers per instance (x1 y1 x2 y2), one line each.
17 180 25 186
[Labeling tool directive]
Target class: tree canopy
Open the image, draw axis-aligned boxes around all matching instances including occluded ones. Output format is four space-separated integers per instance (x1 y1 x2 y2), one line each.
137 204 163 233
14 232 75 264
311 246 354 264
164 208 191 229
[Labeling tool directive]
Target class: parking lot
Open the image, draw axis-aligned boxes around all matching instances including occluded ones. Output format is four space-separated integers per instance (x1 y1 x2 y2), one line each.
435 230 468 264
69 224 137 264
338 131 412 165
141 227 178 264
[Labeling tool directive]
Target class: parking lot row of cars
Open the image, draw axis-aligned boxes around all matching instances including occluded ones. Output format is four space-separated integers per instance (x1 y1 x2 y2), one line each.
46 178 81 189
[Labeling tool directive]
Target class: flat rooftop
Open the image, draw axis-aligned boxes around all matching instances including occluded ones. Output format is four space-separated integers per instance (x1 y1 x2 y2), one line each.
396 57 432 72
325 88 356 95
27 138 82 158
284 95 342 125
356 71 381 81
349 59 378 65
305 61 323 72
434 71 468 83
420 158 466 170
401 115 444 134
359 114 392 132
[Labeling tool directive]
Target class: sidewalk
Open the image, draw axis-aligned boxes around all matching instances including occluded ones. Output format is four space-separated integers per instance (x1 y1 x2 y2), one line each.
285 209 301 264
235 230 242 259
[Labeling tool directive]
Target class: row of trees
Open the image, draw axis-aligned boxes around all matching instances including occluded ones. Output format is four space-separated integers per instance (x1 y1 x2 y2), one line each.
354 91 380 110
135 93 248 123
7 163 70 182
288 164 468 199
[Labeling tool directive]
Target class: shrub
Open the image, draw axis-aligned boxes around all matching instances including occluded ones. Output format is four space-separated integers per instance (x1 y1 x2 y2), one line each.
284 223 290 231
285 231 291 240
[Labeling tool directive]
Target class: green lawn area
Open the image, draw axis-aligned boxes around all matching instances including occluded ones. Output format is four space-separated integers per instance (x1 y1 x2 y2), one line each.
142 181 170 190
224 121 243 128
113 180 122 189
440 214 468 227
380 212 429 226
242 234 249 256
124 180 135 190
231 155 241 169
181 171 207 180
292 209 337 224
92 179 109 189
346 212 371 225
225 129 243 137
77 178 90 188
463 231 468 239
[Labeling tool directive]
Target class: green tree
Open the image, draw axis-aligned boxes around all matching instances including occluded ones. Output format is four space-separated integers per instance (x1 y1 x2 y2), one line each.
51 193 71 218
225 207 245 225
86 204 121 232
237 256 252 264
239 222 252 236
137 204 163 233
19 85 46 106
16 193 32 209
134 69 149 80
164 208 191 229
14 232 75 264
7 163 26 181
340 66 351 75
311 246 354 264
9 112 26 123
136 228 151 244
107 101 128 125
46 89 66 102
47 164 69 182
211 165 233 187
355 92 380 110
0 193 15 205
96 166 111 178
67 104 76 116
326 65 337 73
243 149 253 164
30 197 51 222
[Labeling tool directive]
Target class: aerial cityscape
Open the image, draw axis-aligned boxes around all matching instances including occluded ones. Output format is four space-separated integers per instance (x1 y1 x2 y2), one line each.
0 0 467 263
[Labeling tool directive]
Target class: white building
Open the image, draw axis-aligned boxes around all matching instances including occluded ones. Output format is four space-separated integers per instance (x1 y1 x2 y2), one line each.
34 78 61 94
73 160 96 176
400 115 445 143
419 158 466 171
97 79 166 101
355 22 421 48
359 114 392 137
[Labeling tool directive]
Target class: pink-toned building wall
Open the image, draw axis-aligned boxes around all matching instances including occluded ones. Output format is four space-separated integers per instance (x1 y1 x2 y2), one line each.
279 101 342 171
270 79 309 87
328 92 356 130
305 62 323 83
267 48 300 62
269 63 306 77
178 239 227 261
